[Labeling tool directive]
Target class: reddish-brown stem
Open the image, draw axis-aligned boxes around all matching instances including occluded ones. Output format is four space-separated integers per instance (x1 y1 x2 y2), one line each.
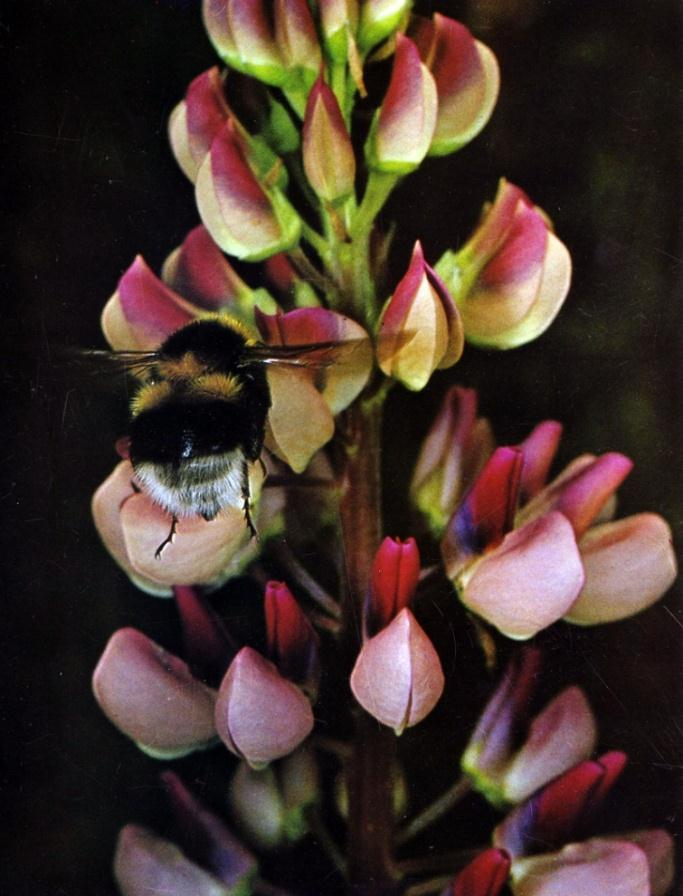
338 401 399 895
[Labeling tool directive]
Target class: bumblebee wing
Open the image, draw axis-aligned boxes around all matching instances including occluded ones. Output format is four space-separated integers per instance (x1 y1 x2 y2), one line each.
243 338 372 370
71 348 160 377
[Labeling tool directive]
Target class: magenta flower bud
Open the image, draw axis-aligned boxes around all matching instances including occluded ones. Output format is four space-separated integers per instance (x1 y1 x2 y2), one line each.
510 838 650 896
228 746 319 849
161 771 257 890
411 14 499 157
494 751 627 858
411 385 494 534
436 180 572 350
377 241 464 391
203 0 287 86
274 0 321 94
169 67 230 182
517 420 563 504
319 0 359 63
459 511 585 640
463 651 597 806
358 0 412 54
196 119 301 262
265 581 320 697
303 75 356 204
518 452 634 539
255 307 372 471
92 628 217 759
366 536 420 635
350 608 445 734
445 848 511 896
173 586 236 684
367 35 437 174
215 646 314 768
92 460 264 594
566 513 677 625
442 446 523 579
114 824 239 896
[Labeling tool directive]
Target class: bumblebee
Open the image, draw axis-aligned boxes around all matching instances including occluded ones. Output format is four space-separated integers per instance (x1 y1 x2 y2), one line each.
91 315 364 556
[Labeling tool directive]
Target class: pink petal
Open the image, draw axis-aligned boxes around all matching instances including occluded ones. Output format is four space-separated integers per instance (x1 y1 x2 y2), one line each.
462 511 585 639
517 420 563 503
256 307 372 414
92 628 217 758
626 830 675 896
114 825 233 896
520 453 633 539
103 255 199 351
374 35 437 171
502 687 597 803
464 180 533 269
566 513 677 625
162 224 250 310
303 74 355 203
120 494 254 588
161 771 256 887
510 839 650 896
350 608 444 734
216 647 314 767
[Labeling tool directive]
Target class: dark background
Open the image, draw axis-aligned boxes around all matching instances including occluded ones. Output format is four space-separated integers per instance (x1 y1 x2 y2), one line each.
3 0 683 893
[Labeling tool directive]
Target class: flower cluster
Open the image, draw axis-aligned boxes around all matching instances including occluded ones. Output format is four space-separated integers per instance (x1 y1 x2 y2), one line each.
87 1 677 894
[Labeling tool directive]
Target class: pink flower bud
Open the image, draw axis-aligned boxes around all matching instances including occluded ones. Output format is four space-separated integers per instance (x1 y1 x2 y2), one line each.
367 536 420 635
274 0 321 93
436 180 572 350
442 446 523 579
565 513 677 625
518 452 633 539
215 647 314 767
459 511 585 640
161 225 253 312
350 608 444 734
377 241 464 391
517 420 563 504
196 119 301 261
228 747 319 849
411 385 494 534
494 751 627 857
114 824 237 896
463 651 597 806
92 628 217 759
255 307 373 471
161 771 257 889
173 586 236 683
358 0 411 54
265 581 320 697
411 14 499 156
510 838 650 896
319 0 359 63
203 0 287 86
168 67 230 182
445 848 511 896
303 76 356 204
92 460 264 594
367 35 437 174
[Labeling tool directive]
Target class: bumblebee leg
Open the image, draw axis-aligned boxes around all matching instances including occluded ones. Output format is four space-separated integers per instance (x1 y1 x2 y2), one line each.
155 515 178 559
241 460 259 541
